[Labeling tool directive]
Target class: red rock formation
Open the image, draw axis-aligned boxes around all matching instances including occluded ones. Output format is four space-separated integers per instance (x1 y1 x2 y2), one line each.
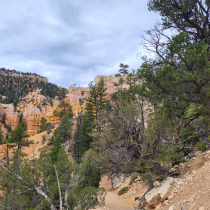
67 86 89 104
0 75 139 136
66 75 132 106
0 103 19 130
94 75 129 96
0 89 63 136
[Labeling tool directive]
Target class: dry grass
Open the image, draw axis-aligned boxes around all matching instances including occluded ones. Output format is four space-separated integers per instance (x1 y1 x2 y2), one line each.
192 158 204 169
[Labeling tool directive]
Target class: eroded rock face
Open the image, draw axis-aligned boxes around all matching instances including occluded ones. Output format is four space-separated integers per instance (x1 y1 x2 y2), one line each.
0 89 63 136
0 103 19 130
67 86 89 104
23 105 56 136
94 75 130 96
145 177 174 207
0 75 141 135
45 107 62 125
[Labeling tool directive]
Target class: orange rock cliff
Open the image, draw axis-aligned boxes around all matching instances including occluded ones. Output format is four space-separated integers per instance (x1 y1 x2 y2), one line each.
0 75 135 135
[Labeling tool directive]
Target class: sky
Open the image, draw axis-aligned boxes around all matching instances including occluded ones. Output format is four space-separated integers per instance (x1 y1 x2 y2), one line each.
0 0 161 88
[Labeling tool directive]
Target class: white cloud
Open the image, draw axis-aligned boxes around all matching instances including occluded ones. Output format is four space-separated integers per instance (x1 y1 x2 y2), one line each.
0 0 161 87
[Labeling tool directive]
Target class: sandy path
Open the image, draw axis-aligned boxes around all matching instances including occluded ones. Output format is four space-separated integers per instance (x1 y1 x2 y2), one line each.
101 183 133 210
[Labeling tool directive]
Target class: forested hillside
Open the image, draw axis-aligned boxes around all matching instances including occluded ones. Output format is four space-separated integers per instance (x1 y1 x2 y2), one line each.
0 69 59 107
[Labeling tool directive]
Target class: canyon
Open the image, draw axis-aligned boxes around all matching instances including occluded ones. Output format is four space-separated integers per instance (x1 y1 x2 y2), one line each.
0 75 131 135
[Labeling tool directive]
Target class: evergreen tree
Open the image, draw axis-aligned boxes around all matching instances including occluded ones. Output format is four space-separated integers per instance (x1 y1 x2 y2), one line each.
38 117 52 133
148 0 210 46
85 78 107 131
73 113 86 162
50 135 62 163
50 107 74 163
96 77 107 117
77 149 101 189
119 63 129 76
56 88 69 115
73 78 107 162
0 146 105 209
73 113 94 162
8 122 32 149
0 127 3 144
53 115 72 143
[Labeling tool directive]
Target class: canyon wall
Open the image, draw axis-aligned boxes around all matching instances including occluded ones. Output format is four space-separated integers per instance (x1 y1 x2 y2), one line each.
67 75 130 106
95 75 130 95
0 103 19 130
0 75 137 135
0 88 62 135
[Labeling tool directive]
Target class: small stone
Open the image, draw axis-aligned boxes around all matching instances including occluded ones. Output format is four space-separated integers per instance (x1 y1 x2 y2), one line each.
179 163 186 169
154 203 162 210
153 181 161 188
169 168 176 173
187 197 194 202
164 200 169 206
177 181 184 185
168 194 173 200
173 165 179 169
199 207 204 210
168 206 175 210
195 151 201 155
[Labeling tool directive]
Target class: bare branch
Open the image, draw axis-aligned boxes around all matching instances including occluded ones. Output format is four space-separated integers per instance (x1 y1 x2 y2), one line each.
54 164 62 210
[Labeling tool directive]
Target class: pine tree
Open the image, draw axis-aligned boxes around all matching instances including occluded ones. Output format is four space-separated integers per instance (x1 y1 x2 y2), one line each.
119 63 129 76
0 146 105 209
56 87 70 115
73 112 94 162
53 115 72 143
8 122 32 149
77 149 101 189
96 77 107 117
85 77 107 132
0 127 3 144
50 135 62 163
73 113 86 162
50 107 74 163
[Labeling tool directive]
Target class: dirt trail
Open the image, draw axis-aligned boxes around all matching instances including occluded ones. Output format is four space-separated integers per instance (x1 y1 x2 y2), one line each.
102 183 133 210
93 177 133 210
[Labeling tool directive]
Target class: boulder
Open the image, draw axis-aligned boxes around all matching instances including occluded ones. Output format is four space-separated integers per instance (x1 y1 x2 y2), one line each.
145 177 174 207
111 173 126 189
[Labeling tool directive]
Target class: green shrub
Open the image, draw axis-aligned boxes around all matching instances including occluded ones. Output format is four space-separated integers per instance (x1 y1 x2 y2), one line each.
196 141 206 152
135 197 140 201
38 117 52 133
118 187 128 195
129 172 139 185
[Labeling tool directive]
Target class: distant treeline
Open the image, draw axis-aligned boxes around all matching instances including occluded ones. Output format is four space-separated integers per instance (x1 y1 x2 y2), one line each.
0 72 59 106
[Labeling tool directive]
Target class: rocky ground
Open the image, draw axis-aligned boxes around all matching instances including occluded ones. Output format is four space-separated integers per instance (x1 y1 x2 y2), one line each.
92 150 210 210
155 150 210 210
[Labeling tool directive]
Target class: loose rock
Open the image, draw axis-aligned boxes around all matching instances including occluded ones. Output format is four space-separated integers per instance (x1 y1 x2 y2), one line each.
145 177 174 207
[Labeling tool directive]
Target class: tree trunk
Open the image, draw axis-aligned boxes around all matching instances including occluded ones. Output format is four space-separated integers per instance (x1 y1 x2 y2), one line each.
54 164 62 210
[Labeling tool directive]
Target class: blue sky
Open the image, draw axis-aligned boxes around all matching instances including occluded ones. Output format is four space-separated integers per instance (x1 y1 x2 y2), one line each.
0 0 160 87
